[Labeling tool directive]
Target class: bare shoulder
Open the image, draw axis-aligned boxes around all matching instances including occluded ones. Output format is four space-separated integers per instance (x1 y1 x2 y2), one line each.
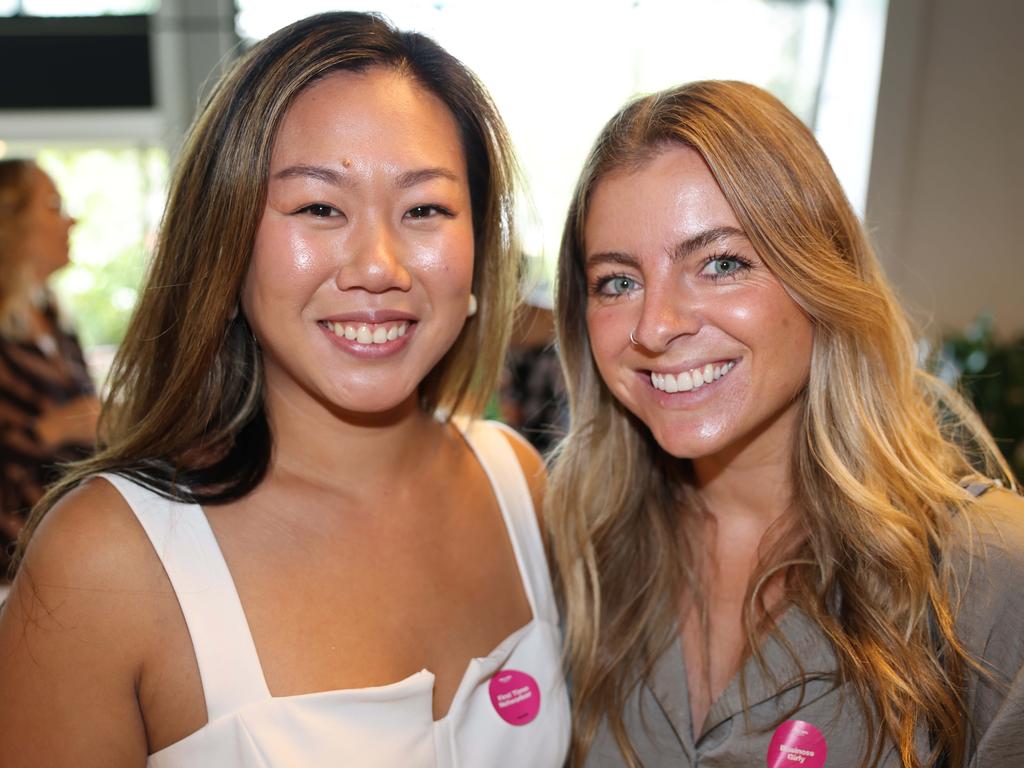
490 421 548 528
0 475 163 766
13 476 173 603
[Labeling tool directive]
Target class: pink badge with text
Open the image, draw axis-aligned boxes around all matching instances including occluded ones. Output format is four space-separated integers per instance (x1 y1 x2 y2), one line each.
766 720 828 767
488 669 541 725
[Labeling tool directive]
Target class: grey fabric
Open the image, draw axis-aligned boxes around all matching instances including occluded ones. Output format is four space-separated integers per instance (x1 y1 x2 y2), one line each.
586 487 1024 767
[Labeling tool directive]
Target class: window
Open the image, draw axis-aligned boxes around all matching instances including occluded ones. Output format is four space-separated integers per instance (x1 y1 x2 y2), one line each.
237 0 835 284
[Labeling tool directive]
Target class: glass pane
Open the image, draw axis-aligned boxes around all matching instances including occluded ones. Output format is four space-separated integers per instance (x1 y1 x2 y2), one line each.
235 0 831 280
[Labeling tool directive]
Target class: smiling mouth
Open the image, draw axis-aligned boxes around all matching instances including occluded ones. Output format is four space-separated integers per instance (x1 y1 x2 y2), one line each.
649 361 736 393
321 320 410 345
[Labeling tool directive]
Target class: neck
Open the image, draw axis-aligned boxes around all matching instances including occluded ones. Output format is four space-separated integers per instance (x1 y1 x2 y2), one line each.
691 401 803 533
263 381 441 496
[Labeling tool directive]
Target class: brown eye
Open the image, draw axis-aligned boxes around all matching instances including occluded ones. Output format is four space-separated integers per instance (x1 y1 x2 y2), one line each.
297 204 340 218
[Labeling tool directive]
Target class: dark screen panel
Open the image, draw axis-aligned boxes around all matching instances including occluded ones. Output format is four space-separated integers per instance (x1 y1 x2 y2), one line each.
0 15 152 109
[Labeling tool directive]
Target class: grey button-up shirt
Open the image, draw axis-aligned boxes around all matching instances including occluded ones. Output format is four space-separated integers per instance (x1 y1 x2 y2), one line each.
587 487 1024 767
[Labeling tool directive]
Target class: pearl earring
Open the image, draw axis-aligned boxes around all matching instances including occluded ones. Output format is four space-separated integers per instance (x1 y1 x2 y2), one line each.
467 293 478 318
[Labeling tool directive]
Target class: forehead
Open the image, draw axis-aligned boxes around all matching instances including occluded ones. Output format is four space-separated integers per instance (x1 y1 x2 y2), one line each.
585 146 740 254
28 167 59 203
270 67 465 172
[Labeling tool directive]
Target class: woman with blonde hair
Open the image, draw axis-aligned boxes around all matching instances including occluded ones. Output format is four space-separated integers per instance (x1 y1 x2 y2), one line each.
0 12 568 766
549 80 1024 767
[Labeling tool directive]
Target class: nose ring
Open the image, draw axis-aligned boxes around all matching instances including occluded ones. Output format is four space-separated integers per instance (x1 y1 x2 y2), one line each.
629 329 639 346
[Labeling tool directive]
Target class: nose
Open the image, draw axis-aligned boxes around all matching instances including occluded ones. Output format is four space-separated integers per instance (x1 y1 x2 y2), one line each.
335 218 413 294
630 279 702 352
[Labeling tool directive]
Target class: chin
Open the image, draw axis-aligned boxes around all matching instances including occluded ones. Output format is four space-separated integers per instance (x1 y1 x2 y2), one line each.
646 419 733 461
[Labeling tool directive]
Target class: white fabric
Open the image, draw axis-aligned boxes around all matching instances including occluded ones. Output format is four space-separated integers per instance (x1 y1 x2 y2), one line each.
101 420 569 767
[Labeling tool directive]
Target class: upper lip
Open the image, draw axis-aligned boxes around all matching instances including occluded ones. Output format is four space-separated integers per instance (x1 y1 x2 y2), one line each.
644 357 738 374
320 310 418 324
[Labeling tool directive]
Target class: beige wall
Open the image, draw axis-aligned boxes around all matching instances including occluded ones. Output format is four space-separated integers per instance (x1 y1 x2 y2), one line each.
866 0 1024 337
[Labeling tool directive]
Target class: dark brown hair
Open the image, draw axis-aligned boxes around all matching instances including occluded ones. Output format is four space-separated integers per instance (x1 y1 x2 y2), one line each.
14 12 519 563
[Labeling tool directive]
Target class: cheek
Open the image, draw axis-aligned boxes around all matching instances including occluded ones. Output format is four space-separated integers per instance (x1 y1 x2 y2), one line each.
585 306 629 388
410 226 475 294
244 219 323 309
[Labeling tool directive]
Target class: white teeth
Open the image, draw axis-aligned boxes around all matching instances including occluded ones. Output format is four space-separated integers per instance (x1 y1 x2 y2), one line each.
327 321 410 345
649 361 735 393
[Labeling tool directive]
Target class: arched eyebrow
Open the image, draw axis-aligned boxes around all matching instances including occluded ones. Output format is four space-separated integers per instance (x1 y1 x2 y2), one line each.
395 167 460 189
271 164 460 189
671 226 748 260
585 251 641 270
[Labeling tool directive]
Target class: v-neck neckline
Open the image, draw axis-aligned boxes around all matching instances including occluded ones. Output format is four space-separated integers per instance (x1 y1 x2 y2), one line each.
649 606 839 747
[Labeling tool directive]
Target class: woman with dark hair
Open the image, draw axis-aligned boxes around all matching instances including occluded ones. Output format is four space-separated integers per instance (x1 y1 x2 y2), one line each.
548 80 1024 767
0 159 98 576
0 13 568 766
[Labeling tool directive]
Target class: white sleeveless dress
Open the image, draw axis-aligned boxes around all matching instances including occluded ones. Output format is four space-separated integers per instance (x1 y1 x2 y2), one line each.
102 420 570 767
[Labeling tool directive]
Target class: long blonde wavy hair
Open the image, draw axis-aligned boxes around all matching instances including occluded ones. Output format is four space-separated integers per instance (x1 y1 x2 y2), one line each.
548 80 1016 768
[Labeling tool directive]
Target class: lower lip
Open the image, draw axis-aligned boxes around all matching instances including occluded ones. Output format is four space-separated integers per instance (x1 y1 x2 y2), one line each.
642 363 737 406
320 323 416 359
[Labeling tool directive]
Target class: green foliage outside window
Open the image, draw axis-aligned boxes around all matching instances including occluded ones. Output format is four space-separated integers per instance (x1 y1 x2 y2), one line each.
938 315 1024 481
39 146 166 353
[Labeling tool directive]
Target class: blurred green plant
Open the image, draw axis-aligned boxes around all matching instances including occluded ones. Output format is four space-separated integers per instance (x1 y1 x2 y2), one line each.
937 314 1024 480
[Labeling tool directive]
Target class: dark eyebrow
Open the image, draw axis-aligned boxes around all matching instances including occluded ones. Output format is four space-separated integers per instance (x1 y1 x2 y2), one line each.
585 251 642 271
272 164 349 186
672 226 748 260
271 164 460 190
396 167 460 189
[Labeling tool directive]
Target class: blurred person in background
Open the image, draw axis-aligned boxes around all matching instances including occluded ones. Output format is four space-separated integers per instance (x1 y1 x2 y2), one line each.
0 159 98 577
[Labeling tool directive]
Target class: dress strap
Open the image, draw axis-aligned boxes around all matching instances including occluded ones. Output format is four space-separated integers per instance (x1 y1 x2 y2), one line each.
99 473 271 721
458 420 559 625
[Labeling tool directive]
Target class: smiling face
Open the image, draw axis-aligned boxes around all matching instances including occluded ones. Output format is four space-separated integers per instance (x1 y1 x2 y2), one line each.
583 145 813 464
243 66 475 418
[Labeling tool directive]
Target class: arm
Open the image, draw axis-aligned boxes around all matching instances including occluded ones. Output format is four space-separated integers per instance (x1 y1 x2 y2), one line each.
957 488 1024 766
34 393 101 448
0 479 152 767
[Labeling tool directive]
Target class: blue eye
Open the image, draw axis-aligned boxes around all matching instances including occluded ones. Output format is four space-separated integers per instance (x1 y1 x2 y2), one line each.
701 255 751 278
593 274 640 297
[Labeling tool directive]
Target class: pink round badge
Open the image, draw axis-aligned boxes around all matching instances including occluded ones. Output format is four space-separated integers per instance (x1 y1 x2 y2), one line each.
488 669 541 726
766 720 828 768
